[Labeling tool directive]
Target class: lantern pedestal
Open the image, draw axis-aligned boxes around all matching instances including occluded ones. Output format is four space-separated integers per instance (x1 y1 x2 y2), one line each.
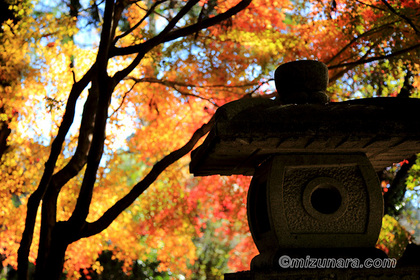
247 153 385 270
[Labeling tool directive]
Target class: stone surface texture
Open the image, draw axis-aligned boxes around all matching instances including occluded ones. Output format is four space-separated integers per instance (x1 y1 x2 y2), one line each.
275 60 329 104
247 154 383 270
190 97 420 176
249 154 382 251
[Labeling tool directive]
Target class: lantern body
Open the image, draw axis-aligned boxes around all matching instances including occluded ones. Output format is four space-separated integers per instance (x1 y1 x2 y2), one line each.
247 153 383 256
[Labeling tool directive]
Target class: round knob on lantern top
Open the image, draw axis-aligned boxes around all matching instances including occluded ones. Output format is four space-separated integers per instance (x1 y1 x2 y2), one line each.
274 60 329 104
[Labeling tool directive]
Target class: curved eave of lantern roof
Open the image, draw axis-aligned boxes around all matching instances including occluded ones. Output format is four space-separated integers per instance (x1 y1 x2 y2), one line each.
190 97 420 176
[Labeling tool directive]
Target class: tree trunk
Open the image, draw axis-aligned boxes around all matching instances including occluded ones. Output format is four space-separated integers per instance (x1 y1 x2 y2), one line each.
0 115 15 276
15 0 253 278
35 186 59 279
34 223 70 280
0 119 11 160
34 243 68 280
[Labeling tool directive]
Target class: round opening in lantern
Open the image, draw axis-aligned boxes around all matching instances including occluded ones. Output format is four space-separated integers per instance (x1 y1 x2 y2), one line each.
310 184 342 214
303 177 348 220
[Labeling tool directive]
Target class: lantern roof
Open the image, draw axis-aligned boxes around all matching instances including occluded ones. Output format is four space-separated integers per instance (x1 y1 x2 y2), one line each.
190 97 420 176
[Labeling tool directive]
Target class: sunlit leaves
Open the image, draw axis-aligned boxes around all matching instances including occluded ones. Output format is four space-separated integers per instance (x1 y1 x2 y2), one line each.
407 156 420 191
376 215 410 258
284 0 420 101
2 0 420 278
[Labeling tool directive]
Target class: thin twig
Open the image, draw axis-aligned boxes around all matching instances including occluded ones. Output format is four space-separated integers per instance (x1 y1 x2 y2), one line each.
109 83 135 118
326 21 397 65
135 1 172 23
329 42 420 70
381 0 420 36
356 0 387 11
126 76 264 89
111 0 252 57
113 0 167 44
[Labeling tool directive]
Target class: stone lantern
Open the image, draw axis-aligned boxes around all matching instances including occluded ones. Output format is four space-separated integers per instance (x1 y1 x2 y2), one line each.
190 60 420 279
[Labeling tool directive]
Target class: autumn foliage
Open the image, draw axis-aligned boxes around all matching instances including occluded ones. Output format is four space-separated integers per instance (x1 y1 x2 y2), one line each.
0 0 419 279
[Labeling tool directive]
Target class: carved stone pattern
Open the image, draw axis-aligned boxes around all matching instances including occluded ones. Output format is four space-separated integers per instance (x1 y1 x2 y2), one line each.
282 166 368 234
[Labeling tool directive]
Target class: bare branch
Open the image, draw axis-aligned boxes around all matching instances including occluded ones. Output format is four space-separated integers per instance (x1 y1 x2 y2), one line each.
328 41 378 83
81 115 217 237
65 0 120 229
127 76 264 89
111 0 252 57
113 1 197 81
329 67 351 84
137 2 172 23
326 21 398 65
113 0 168 44
110 1 128 43
96 0 115 70
162 0 252 43
355 0 387 11
49 88 100 189
159 0 201 39
109 84 135 118
112 0 202 83
127 76 270 106
173 85 219 106
112 52 146 85
126 76 219 105
112 0 252 86
328 42 420 70
68 75 115 227
381 0 420 36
